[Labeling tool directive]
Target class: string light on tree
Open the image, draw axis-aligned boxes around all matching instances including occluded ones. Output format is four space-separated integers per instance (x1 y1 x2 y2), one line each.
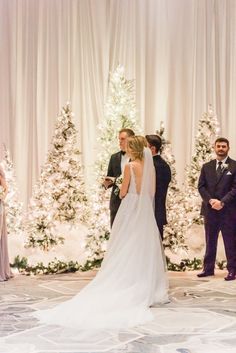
156 123 189 252
184 105 220 225
25 103 90 250
86 65 142 264
0 146 24 236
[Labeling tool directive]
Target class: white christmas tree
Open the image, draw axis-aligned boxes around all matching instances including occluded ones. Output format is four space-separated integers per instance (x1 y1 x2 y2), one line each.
184 105 220 224
0 146 24 235
156 123 189 252
86 65 142 266
25 103 90 250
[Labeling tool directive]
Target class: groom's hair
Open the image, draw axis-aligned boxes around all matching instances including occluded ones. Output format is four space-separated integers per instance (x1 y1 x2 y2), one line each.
145 135 162 153
119 128 135 137
215 137 229 147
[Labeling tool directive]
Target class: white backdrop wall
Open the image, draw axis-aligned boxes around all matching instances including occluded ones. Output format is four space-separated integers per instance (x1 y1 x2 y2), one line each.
0 0 236 206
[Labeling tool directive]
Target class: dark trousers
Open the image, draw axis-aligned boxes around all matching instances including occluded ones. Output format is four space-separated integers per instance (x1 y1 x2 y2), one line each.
157 222 164 240
203 210 236 272
110 210 118 228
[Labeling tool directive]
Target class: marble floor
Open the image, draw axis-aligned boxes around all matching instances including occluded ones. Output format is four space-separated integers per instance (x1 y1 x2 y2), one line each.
0 270 236 353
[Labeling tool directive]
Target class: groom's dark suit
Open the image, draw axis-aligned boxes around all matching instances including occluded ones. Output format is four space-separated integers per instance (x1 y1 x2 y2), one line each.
198 157 236 273
107 151 123 227
153 155 171 239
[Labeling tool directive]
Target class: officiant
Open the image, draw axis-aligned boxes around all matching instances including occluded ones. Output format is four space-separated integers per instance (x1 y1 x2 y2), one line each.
103 128 135 227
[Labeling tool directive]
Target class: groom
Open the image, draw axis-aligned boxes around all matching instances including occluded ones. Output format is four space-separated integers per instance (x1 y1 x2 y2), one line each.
103 128 135 227
197 137 236 280
146 134 171 239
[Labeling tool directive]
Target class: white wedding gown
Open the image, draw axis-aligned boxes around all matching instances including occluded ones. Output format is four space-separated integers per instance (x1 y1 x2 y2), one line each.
34 148 168 329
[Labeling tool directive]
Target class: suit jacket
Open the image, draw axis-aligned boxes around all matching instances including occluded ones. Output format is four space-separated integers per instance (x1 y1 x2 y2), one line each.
107 151 123 213
153 155 171 226
198 157 236 217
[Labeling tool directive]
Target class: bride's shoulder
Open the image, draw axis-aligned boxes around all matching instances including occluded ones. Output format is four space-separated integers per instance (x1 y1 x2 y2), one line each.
124 163 132 173
129 161 137 169
130 161 143 173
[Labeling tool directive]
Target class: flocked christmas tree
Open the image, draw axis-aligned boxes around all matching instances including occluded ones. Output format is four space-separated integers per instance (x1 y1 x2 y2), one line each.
0 145 24 235
85 65 142 266
184 105 220 224
25 103 89 250
157 123 189 252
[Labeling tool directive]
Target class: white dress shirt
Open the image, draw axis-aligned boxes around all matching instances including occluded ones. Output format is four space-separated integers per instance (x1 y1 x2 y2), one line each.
121 153 129 174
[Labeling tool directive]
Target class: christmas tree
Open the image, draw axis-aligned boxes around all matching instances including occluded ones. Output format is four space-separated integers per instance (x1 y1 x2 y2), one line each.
156 123 189 252
25 103 90 250
0 146 24 235
86 65 142 265
184 105 220 224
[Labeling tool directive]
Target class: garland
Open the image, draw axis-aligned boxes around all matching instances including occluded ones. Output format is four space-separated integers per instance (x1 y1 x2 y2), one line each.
11 255 227 276
11 255 102 275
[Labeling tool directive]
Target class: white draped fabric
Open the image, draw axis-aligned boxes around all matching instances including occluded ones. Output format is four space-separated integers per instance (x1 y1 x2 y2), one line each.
34 148 169 330
0 0 236 205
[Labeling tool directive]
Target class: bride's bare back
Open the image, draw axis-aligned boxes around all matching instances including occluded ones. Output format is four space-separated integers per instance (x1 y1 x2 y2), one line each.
34 144 168 331
129 160 144 194
120 159 144 198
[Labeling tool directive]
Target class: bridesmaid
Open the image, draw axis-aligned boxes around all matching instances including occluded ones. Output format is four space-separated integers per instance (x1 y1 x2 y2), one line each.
0 165 12 281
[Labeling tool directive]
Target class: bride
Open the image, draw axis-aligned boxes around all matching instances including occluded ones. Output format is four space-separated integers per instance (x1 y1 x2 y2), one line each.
34 135 169 329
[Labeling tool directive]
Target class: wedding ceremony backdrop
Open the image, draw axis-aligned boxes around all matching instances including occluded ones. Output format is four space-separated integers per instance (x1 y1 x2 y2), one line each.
0 0 236 272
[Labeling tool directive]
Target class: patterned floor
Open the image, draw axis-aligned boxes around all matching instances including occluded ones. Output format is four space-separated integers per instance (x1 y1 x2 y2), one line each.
0 270 236 353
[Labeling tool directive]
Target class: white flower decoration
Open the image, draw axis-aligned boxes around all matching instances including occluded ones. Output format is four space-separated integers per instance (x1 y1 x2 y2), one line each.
0 185 5 200
222 163 228 170
114 175 123 196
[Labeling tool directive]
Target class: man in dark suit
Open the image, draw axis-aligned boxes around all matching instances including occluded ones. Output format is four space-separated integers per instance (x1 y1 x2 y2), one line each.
103 128 135 227
197 137 236 281
145 134 171 240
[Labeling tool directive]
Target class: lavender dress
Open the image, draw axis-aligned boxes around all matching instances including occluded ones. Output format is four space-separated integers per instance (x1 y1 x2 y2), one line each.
0 166 12 281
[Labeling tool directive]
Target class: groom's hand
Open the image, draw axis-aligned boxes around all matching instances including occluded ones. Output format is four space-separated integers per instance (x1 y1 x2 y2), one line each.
209 198 217 206
210 199 223 210
102 178 114 189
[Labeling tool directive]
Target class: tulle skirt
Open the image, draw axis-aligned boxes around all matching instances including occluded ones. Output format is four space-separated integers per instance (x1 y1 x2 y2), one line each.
33 193 168 329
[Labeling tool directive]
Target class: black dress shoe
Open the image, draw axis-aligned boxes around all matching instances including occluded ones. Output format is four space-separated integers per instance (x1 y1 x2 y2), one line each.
224 271 236 281
197 271 214 278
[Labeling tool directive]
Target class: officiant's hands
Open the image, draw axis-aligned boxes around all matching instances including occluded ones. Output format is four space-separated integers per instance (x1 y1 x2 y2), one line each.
102 177 115 190
209 198 223 210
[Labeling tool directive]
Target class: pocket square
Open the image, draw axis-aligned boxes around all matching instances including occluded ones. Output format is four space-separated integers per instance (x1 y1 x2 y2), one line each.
226 171 232 175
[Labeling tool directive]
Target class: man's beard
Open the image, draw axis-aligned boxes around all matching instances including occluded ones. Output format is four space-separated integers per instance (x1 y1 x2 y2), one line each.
216 151 228 158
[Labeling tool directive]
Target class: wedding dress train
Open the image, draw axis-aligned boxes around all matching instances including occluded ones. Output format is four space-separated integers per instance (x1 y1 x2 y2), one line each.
34 148 168 329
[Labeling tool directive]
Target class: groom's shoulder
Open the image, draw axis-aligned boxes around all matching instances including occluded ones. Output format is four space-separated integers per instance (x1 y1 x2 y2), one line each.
228 156 236 164
227 157 236 168
202 159 215 168
110 151 121 161
111 151 121 158
155 155 170 168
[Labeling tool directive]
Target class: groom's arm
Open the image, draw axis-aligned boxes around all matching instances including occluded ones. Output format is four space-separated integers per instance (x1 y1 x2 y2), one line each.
103 155 115 189
198 165 212 205
107 155 115 177
163 162 171 188
221 163 236 205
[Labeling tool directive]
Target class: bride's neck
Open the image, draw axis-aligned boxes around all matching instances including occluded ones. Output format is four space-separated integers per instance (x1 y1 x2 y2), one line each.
131 158 143 163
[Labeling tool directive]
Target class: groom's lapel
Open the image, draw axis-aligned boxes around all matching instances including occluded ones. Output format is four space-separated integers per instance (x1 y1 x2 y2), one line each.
216 167 226 185
215 157 230 185
115 152 122 175
208 160 218 185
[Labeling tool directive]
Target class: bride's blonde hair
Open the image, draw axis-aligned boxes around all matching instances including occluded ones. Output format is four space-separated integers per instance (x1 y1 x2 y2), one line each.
127 135 147 160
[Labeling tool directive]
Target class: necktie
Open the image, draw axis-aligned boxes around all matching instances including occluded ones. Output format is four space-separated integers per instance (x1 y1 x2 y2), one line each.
216 161 222 178
121 151 126 156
